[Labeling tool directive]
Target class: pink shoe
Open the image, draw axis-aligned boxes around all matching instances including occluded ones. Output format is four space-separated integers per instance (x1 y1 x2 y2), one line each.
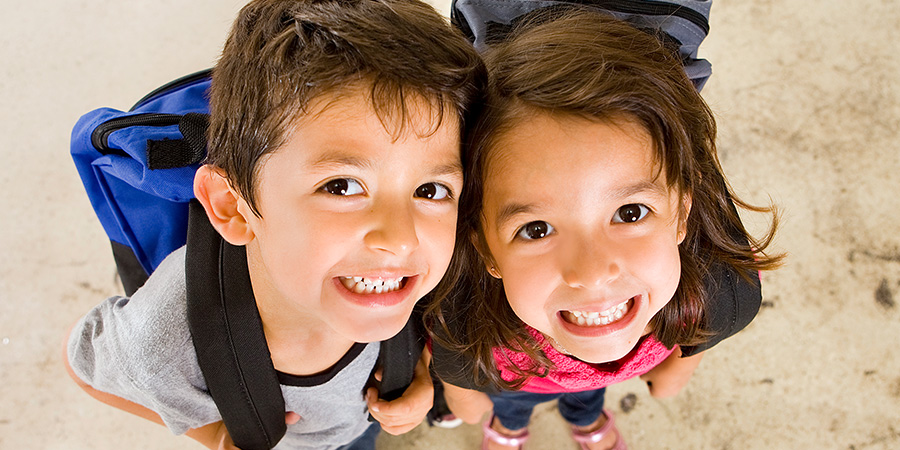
571 409 627 450
482 415 530 450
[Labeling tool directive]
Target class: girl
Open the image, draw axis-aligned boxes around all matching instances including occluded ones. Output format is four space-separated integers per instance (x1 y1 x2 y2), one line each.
428 8 782 450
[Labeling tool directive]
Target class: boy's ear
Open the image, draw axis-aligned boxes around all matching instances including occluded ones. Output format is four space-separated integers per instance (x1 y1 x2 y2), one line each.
677 192 693 244
193 165 255 246
469 231 501 279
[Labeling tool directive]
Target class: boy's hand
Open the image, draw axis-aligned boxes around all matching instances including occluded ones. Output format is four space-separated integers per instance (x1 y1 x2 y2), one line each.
639 347 705 398
441 381 493 425
366 349 434 435
192 413 300 450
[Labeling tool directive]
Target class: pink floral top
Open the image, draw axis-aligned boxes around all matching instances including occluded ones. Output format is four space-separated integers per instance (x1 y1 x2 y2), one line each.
493 326 675 393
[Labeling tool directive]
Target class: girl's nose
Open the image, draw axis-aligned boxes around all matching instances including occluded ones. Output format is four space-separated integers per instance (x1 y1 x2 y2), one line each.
363 200 419 256
561 237 621 289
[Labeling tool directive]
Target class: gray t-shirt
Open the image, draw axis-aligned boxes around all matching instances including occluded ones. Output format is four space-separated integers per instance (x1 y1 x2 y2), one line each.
68 247 379 449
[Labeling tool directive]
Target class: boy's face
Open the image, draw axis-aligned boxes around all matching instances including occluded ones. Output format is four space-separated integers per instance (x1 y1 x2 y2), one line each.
240 88 462 343
480 113 688 364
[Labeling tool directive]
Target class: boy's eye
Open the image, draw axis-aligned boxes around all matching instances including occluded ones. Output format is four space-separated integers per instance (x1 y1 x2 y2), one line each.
415 183 451 200
517 221 554 240
613 204 650 223
320 178 364 196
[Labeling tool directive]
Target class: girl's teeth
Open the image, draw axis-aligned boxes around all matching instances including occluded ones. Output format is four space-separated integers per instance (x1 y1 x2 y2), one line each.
563 299 632 327
341 276 404 294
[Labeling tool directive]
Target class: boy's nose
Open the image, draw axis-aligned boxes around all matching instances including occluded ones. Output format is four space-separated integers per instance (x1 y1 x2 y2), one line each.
561 237 620 289
363 201 419 256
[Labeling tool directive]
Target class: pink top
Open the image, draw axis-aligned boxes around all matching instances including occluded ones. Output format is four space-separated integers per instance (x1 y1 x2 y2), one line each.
493 327 675 394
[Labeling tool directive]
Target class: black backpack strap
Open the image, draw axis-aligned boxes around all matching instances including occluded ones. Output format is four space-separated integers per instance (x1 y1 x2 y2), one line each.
376 306 426 402
185 201 286 449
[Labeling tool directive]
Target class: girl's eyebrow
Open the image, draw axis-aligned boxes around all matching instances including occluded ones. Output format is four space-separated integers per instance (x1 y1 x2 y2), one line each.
612 180 669 199
492 180 668 230
494 202 535 230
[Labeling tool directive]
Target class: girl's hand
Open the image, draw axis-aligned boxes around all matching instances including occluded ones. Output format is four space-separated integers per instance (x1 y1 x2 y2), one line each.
639 348 705 398
441 381 493 425
366 348 434 435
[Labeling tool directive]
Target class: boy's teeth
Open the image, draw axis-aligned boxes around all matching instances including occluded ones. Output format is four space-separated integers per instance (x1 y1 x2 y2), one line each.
340 276 404 294
563 299 631 327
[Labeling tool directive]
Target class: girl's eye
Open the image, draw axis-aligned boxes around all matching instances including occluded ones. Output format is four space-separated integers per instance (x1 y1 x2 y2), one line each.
320 178 364 196
415 183 451 200
613 204 650 223
517 221 554 240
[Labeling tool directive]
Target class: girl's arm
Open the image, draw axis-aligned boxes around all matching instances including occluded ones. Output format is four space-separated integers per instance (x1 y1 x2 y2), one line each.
639 347 705 398
441 381 494 424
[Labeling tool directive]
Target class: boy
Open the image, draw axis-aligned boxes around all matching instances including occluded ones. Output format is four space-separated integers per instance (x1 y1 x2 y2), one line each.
64 0 485 448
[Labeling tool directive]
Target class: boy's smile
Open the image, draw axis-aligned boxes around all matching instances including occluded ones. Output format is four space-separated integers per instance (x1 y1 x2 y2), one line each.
480 113 689 364
236 86 462 344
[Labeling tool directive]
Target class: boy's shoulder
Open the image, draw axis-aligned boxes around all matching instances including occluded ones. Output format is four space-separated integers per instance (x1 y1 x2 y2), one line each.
69 246 198 381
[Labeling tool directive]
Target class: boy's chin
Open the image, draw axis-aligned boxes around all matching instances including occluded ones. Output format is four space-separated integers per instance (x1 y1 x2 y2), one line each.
337 316 410 344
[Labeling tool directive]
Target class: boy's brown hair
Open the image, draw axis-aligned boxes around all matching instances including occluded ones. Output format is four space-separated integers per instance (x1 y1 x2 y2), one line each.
428 8 782 390
205 0 486 215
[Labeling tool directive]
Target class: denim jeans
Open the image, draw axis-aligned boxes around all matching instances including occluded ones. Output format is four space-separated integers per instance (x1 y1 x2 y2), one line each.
338 422 381 450
488 388 606 431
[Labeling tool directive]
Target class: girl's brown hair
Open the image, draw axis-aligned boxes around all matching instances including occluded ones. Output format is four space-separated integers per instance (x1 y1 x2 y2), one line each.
428 8 782 390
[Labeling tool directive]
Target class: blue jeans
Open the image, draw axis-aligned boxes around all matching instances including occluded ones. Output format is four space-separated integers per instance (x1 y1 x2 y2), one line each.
338 422 381 450
488 388 606 431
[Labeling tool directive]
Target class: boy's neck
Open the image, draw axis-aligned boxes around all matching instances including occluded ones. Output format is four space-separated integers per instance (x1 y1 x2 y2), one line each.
245 248 357 377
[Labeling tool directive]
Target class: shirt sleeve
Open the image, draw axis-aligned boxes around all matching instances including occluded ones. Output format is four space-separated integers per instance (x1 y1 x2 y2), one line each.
66 248 222 434
680 261 762 357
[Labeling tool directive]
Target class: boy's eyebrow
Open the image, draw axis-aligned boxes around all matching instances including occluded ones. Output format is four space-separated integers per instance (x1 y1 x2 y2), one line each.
309 153 377 171
308 152 463 178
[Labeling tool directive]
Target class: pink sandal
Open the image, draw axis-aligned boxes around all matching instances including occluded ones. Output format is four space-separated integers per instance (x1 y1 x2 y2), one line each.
482 415 530 450
571 409 627 450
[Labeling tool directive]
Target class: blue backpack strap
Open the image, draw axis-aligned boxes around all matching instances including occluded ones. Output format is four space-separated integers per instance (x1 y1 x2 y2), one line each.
186 201 287 450
451 0 713 90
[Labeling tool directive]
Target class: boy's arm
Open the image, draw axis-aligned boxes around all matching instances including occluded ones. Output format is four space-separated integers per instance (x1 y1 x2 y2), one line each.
441 381 493 425
639 347 705 398
366 347 434 435
63 324 241 449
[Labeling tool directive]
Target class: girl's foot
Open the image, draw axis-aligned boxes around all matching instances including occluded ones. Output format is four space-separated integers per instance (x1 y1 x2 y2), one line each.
571 409 626 450
482 415 530 450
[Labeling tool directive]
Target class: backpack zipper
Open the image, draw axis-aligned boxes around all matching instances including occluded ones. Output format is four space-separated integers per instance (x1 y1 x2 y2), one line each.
130 68 212 111
91 113 182 155
562 0 709 33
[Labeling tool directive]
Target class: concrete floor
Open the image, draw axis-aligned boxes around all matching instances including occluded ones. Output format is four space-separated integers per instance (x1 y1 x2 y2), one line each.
2 0 899 449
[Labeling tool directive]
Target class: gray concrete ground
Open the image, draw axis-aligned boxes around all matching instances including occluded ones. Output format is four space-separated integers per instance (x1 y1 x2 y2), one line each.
2 0 898 449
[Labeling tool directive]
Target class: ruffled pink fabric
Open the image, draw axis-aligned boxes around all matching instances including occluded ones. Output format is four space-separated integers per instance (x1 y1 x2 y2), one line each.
494 327 675 393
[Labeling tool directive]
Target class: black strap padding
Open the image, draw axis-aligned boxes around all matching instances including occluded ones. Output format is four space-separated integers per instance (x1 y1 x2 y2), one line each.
145 113 209 170
185 201 286 450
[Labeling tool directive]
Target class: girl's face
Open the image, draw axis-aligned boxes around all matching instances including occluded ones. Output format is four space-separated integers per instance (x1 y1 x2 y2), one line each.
479 113 689 364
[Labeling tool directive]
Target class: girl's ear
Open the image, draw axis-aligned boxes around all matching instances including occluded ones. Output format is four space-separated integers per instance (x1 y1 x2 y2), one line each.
677 192 693 244
469 231 501 279
193 165 255 246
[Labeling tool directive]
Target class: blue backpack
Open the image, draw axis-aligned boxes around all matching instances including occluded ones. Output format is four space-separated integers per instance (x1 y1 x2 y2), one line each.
71 69 212 295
